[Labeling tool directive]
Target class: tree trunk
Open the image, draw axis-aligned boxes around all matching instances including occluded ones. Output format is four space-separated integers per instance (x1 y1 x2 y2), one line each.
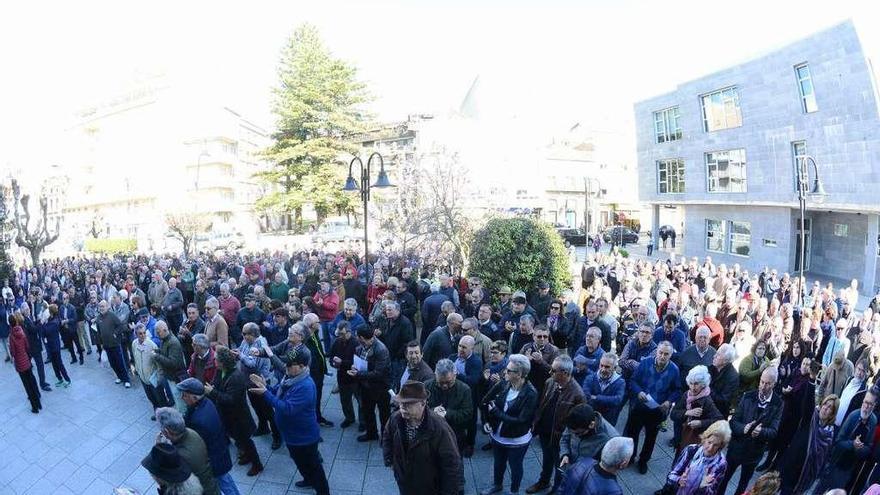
28 247 41 267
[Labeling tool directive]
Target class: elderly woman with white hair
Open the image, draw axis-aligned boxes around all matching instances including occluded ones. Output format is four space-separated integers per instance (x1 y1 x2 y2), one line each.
657 420 732 495
709 343 740 416
671 365 723 454
480 354 539 495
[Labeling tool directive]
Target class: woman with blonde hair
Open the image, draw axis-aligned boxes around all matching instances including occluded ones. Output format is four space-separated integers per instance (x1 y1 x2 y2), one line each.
656 420 731 495
778 394 840 494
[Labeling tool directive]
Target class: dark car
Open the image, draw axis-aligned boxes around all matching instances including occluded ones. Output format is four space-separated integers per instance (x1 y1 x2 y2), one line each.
603 226 639 245
556 227 587 246
659 225 676 239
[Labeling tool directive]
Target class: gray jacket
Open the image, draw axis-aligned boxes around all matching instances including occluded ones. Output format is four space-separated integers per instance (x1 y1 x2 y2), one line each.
558 413 619 462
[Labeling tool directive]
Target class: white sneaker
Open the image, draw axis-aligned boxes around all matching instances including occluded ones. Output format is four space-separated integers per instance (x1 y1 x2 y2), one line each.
124 382 131 388
114 379 122 384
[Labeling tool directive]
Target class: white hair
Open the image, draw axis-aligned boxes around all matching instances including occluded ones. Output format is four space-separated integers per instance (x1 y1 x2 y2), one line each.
686 365 711 387
601 436 634 468
716 343 736 364
508 354 531 376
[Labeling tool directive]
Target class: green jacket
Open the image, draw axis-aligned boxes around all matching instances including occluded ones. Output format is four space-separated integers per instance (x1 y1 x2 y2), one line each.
737 354 769 397
154 333 186 378
172 427 220 495
268 282 290 302
425 378 473 434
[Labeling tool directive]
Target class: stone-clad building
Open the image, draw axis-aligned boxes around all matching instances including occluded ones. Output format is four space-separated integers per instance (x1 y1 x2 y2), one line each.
635 20 880 294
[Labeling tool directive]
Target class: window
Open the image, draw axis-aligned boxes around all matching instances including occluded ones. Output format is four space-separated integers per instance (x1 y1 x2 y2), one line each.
729 221 751 257
795 63 818 113
706 149 747 192
654 107 682 143
657 159 685 194
706 219 725 253
792 141 807 191
700 87 742 132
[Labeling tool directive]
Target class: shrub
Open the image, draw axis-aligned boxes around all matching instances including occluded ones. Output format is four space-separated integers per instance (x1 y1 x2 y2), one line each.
469 217 572 297
84 238 137 254
618 248 629 258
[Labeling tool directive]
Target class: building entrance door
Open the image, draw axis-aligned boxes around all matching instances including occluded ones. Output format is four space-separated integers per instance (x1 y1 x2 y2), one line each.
795 218 812 271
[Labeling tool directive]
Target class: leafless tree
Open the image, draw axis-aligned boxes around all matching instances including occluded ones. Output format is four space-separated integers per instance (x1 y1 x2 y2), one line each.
165 212 212 258
10 179 60 266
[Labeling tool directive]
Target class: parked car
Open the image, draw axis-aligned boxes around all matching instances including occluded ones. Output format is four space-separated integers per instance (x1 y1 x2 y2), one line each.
555 227 587 246
603 225 639 244
195 231 246 251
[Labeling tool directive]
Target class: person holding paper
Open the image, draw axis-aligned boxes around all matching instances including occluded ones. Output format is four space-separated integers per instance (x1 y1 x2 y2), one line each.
349 326 391 442
623 340 681 474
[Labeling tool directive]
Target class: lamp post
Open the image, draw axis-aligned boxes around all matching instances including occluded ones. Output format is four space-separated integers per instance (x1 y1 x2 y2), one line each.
583 177 602 250
343 152 394 283
796 154 826 304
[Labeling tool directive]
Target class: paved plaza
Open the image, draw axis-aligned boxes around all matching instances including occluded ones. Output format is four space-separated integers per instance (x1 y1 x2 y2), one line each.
0 351 758 495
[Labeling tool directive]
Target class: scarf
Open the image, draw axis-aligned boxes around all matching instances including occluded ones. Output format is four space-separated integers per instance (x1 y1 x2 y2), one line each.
277 367 310 396
598 372 620 391
686 385 712 410
795 409 836 493
488 357 509 375
547 315 559 330
678 446 722 495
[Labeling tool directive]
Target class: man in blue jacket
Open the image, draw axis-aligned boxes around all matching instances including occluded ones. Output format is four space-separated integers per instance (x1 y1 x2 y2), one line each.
178 377 239 494
582 353 626 426
330 298 367 335
622 341 681 474
249 349 330 495
652 313 687 354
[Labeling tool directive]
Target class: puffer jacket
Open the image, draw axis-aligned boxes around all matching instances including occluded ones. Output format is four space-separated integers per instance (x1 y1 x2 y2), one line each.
9 325 32 372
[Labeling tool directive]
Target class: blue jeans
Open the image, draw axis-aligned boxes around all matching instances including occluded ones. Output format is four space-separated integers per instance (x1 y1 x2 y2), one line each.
216 472 241 495
321 321 335 354
492 440 529 492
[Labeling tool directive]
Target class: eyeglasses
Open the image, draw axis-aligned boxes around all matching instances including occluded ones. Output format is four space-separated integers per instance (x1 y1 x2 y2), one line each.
490 350 502 354
550 306 561 311
504 368 519 374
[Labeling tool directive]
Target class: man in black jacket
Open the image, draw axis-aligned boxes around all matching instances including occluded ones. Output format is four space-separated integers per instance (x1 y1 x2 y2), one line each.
350 326 392 442
302 313 333 427
376 302 414 385
710 343 740 417
329 320 360 429
718 367 782 495
96 300 131 387
394 283 418 324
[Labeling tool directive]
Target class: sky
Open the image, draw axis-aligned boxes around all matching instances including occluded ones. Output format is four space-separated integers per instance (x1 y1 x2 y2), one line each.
1 0 878 178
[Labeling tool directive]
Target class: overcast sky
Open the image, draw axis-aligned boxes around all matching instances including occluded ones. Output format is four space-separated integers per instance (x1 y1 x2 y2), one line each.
1 0 877 176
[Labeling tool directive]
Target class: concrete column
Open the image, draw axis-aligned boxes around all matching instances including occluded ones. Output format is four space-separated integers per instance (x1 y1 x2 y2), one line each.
652 204 661 252
863 214 879 296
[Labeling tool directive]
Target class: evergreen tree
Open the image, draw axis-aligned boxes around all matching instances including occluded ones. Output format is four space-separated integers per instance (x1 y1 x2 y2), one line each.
257 23 369 230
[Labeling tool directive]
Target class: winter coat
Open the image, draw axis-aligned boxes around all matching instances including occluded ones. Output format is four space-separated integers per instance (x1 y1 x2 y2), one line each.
521 342 560 394
171 427 220 495
397 360 434 392
818 360 855 403
313 289 339 322
629 357 681 410
9 325 32 372
354 339 392 393
264 370 321 447
582 372 626 426
184 397 232 476
22 317 42 355
154 333 186 380
41 317 62 353
330 312 367 335
450 352 483 391
738 354 770 398
131 338 158 384
207 367 256 440
709 362 740 417
378 315 415 362
425 378 473 436
187 348 217 384
421 293 450 335
558 457 623 495
96 311 126 349
382 409 462 495
482 380 539 439
559 413 619 462
727 390 783 463
204 314 229 348
533 377 586 443
422 326 457 369
671 393 724 449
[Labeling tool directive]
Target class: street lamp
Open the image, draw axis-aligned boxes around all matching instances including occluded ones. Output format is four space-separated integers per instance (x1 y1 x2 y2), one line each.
583 177 602 249
796 154 826 304
343 152 394 283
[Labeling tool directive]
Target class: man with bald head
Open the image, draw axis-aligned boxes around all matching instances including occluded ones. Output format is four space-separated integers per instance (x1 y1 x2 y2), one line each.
423 313 462 369
718 367 782 495
451 334 482 457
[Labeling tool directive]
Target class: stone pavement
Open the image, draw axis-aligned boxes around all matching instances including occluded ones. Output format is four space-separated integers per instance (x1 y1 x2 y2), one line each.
0 352 753 495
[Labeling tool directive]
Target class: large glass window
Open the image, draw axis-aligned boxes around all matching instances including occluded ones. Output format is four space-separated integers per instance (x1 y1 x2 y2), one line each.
701 87 742 132
706 219 725 253
795 64 818 113
657 159 685 194
706 149 747 192
654 107 682 143
729 221 751 257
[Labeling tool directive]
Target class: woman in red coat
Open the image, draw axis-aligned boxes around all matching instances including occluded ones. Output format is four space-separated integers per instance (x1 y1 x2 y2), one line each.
366 273 387 315
9 313 42 413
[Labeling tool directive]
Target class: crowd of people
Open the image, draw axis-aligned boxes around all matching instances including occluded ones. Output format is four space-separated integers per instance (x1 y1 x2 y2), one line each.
4 247 880 495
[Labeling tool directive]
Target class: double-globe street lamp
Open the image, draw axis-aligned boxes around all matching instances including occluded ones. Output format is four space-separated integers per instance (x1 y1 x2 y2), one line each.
796 154 826 304
343 152 394 282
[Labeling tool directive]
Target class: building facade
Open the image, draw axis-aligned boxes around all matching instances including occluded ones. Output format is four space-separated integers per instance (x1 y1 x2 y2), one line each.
635 21 880 293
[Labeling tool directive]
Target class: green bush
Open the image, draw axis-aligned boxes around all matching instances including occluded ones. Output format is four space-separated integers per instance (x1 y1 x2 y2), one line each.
469 217 572 297
84 238 137 254
618 248 629 258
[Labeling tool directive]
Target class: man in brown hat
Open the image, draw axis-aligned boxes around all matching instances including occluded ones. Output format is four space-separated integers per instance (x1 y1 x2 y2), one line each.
382 380 463 495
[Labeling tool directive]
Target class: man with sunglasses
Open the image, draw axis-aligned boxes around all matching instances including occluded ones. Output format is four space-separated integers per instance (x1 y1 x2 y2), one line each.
520 325 559 398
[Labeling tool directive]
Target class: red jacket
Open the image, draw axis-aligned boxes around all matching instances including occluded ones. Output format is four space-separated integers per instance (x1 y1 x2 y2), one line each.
9 325 32 373
313 289 339 322
694 317 725 348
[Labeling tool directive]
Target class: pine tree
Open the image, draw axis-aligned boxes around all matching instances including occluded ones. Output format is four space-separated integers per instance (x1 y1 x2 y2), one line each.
257 23 369 230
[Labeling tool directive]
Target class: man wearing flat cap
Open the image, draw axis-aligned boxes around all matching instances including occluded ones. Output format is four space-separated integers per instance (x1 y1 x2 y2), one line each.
382 380 463 495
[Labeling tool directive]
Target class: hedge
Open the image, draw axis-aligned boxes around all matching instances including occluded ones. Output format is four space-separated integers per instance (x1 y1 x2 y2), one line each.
84 238 137 254
469 217 572 298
